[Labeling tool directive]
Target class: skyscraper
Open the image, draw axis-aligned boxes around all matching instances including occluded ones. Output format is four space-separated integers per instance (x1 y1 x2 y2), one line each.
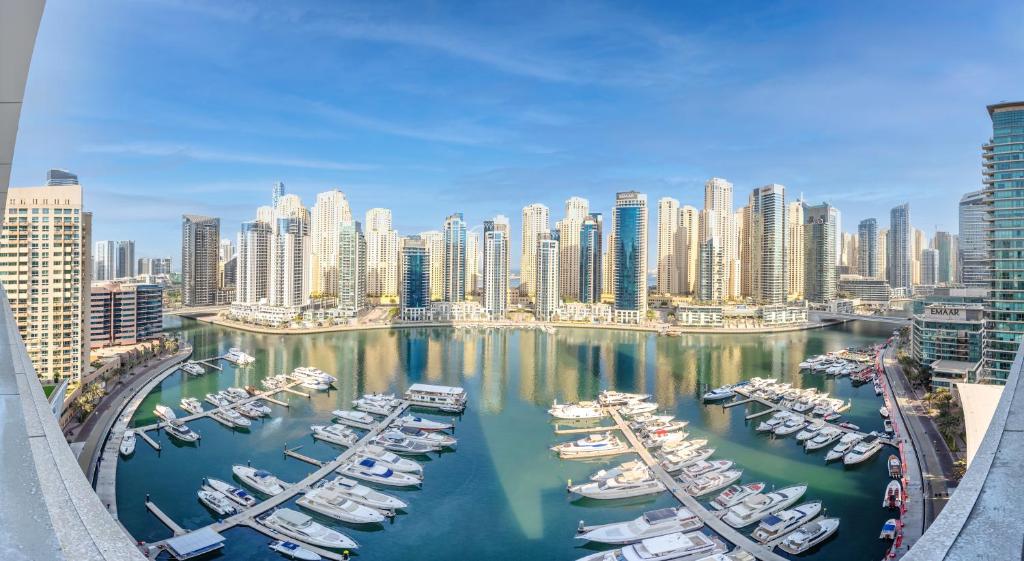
465 230 480 295
656 197 680 295
236 219 272 304
309 189 351 296
704 177 738 300
420 230 445 301
984 101 1024 381
138 257 172 276
804 203 838 304
887 203 912 292
558 197 589 300
911 227 926 286
920 248 939 286
697 210 724 303
536 232 560 320
337 220 366 314
272 181 285 209
678 206 700 295
443 213 467 302
612 191 648 323
268 204 309 308
785 200 805 300
579 213 603 304
749 184 786 304
483 229 508 318
45 168 78 186
219 238 234 263
482 216 510 300
116 240 135 278
958 190 988 288
857 218 879 278
400 236 430 320
365 208 400 299
934 231 958 284
94 240 115 281
182 215 220 306
521 203 550 299
877 228 889 279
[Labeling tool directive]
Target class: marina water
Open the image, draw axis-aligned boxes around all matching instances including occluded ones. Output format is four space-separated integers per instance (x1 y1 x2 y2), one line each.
116 318 896 560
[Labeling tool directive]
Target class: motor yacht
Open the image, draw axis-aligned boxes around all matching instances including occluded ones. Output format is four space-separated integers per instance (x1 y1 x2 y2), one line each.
551 433 630 459
639 420 689 436
197 487 238 516
337 459 422 487
296 486 386 524
679 460 733 480
205 393 229 407
884 419 895 435
180 397 204 415
576 507 704 545
226 387 249 400
181 362 205 376
206 477 257 507
597 390 651 407
751 501 822 543
777 518 840 554
709 482 766 511
621 401 659 416
794 420 826 441
888 455 902 478
294 367 338 386
879 519 898 540
660 448 715 473
570 469 666 500
392 426 458 448
882 480 902 509
721 484 807 528
879 406 890 418
825 433 864 462
233 465 286 496
259 508 358 550
268 541 321 561
755 412 790 432
874 383 884 396
224 348 256 366
843 435 883 465
301 379 329 391
311 424 358 447
642 430 689 449
154 404 176 423
370 433 441 455
773 418 807 437
223 408 252 427
165 421 200 443
323 477 407 513
702 386 736 402
804 427 842 451
838 422 860 431
631 414 674 430
119 430 136 456
591 460 646 482
575 531 724 561
332 409 377 429
392 414 453 432
354 397 394 415
351 445 423 474
549 400 605 420
660 438 708 455
237 404 265 419
249 400 272 416
683 469 742 496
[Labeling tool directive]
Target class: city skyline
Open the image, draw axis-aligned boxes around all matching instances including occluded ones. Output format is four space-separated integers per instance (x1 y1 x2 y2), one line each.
10 1 1023 262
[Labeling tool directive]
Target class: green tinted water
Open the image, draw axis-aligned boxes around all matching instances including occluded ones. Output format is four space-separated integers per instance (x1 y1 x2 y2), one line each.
117 318 896 560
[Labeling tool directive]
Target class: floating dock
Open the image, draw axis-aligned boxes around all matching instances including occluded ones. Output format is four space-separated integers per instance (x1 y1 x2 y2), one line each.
284 446 324 467
146 499 186 535
136 429 161 451
553 424 619 435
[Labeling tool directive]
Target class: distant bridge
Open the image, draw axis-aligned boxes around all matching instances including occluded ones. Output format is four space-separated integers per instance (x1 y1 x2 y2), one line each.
810 311 911 326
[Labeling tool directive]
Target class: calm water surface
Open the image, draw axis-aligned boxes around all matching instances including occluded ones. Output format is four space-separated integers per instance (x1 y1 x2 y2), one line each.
117 318 895 561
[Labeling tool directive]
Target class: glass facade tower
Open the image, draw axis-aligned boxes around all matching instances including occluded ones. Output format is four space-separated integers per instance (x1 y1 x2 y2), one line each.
579 213 603 303
612 192 648 323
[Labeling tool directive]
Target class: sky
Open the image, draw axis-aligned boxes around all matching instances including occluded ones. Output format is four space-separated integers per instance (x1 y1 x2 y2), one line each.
10 0 1024 270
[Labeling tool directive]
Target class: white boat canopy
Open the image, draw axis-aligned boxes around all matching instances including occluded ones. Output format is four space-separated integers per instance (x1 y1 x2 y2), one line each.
164 528 226 559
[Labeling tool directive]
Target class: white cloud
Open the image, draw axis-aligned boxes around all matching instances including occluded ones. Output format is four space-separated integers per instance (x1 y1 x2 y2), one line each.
81 142 376 171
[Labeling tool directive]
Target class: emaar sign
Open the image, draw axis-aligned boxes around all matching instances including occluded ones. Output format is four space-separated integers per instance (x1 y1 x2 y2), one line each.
925 306 965 320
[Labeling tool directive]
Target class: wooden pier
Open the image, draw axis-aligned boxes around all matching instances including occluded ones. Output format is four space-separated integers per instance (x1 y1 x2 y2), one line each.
136 429 161 451
194 355 225 371
146 499 186 535
261 395 289 407
723 398 754 409
745 408 776 420
284 446 324 467
282 387 311 398
553 424 619 435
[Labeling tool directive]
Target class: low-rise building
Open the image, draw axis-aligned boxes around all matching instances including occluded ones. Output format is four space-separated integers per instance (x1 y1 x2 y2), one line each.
226 302 302 326
551 302 613 323
761 304 808 326
430 301 489 322
838 276 892 304
675 305 724 327
912 302 984 387
89 281 163 348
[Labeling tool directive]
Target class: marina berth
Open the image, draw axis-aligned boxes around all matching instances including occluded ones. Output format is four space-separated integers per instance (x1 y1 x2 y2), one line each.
331 409 377 429
165 420 200 443
197 487 238 516
569 468 666 500
310 424 359 447
575 531 724 561
679 460 733 480
843 434 883 465
551 433 630 459
154 404 176 423
620 401 659 416
233 465 286 496
597 390 651 407
224 347 256 365
576 507 704 545
258 508 359 550
119 430 136 456
296 486 387 524
882 480 903 509
777 517 840 554
709 482 766 511
323 477 408 512
181 361 205 376
404 383 468 412
721 484 807 529
750 501 822 543
351 445 424 474
804 427 843 451
337 459 423 487
591 459 647 482
660 448 715 474
206 477 257 507
683 469 742 496
370 433 441 455
392 414 453 432
180 397 204 415
268 541 321 561
549 400 606 420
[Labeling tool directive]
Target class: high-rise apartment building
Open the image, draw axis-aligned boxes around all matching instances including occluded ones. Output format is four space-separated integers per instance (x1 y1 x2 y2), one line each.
309 189 351 296
704 177 738 300
959 190 988 288
536 233 560 320
697 210 724 304
887 203 912 292
521 203 550 299
46 168 79 186
236 219 272 304
1 181 91 382
420 230 445 301
920 248 939 286
656 197 679 295
984 101 1024 381
804 203 838 304
878 228 889 280
365 208 399 299
482 216 510 300
911 227 926 286
268 209 309 308
483 230 508 318
219 238 234 262
337 220 366 315
857 218 879 278
785 200 804 300
737 205 753 298
400 236 430 321
749 184 786 304
612 191 648 323
934 231 958 284
271 181 285 209
678 206 700 295
89 280 162 348
443 213 467 302
465 230 480 295
579 213 603 304
137 257 171 276
558 197 589 300
841 233 858 273
181 214 220 306
94 240 134 280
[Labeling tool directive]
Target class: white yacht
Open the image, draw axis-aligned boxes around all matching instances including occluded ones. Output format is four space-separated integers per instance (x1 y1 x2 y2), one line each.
249 400 272 416
210 409 239 428
722 484 806 528
226 387 249 400
296 486 386 524
206 477 257 507
773 417 807 437
236 403 264 419
370 433 440 454
332 409 377 429
577 507 704 545
259 508 358 550
549 400 605 420
597 390 651 407
404 383 467 413
223 408 252 427
660 448 715 473
154 404 176 423
755 412 790 432
575 531 724 561
323 477 407 513
233 465 286 496
337 459 422 487
352 445 423 474
205 393 229 408
843 435 883 465
630 414 675 430
683 469 742 497
679 460 733 480
642 430 688 449
181 362 205 376
165 421 200 443
311 424 358 447
824 433 864 462
268 541 321 561
804 427 843 451
661 438 708 455
702 387 736 402
709 482 766 511
794 420 825 441
569 469 666 500
301 379 329 391
119 430 136 456
640 419 689 436
551 433 630 459
391 426 457 448
180 397 204 415
778 518 840 554
590 460 647 482
621 401 659 416
197 487 238 516
751 501 822 543
879 406 890 418
224 348 256 365
392 414 453 432
354 397 394 415
882 480 903 509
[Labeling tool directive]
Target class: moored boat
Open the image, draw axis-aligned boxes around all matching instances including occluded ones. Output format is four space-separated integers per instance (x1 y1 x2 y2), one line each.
351 445 424 474
879 518 898 540
575 531 724 561
392 414 453 432
119 430 136 456
311 424 358 447
751 501 822 543
259 508 358 549
206 477 257 507
660 448 715 473
684 469 742 496
569 469 666 500
679 460 733 480
268 540 321 561
887 454 902 478
882 480 902 509
404 383 467 413
620 401 659 416
597 390 651 407
551 433 630 459
154 404 176 422
296 486 386 524
181 362 205 376
722 484 807 528
197 487 238 516
332 409 377 429
224 347 256 365
710 482 766 511
233 465 286 496
180 397 204 415
825 433 863 462
337 459 422 487
576 507 704 544
843 435 883 465
370 433 441 455
591 460 647 482
322 477 407 513
165 420 200 443
804 427 843 451
777 517 840 554
549 400 605 420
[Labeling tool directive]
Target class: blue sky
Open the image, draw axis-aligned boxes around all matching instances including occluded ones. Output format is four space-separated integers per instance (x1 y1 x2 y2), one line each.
11 0 1024 268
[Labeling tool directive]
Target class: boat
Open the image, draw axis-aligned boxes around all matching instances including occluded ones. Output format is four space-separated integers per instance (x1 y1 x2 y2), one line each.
259 508 358 549
631 414 675 430
874 383 884 396
205 393 229 407
549 400 605 420
165 421 200 443
249 400 272 416
210 409 239 428
337 459 422 487
639 419 689 436
880 406 890 418
777 518 840 554
311 424 358 447
794 420 825 441
751 501 822 543
391 426 458 448
223 408 252 427
296 486 386 524
838 422 860 431
679 460 733 479
576 507 704 545
332 409 377 429
226 387 249 400
755 413 790 432
642 429 689 449
844 435 883 465
301 379 329 391
268 540 321 561
551 433 630 459
825 433 864 462
804 427 843 451
119 430 136 456
351 445 423 474
323 477 407 512
180 397 204 415
684 469 742 496
233 465 286 496
404 383 468 413
661 438 708 455
197 487 238 516
773 417 807 437
574 531 724 561
597 390 651 407
710 482 766 511
236 403 265 419
569 469 666 500
293 367 338 386
392 414 453 432
884 419 895 434
224 347 256 365
702 387 736 402
181 362 205 376
879 518 898 540
206 477 257 507
370 433 441 455
591 460 647 482
660 448 715 473
354 397 394 415
888 454 902 478
621 401 659 416
154 404 176 422
882 480 903 509
722 484 807 528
